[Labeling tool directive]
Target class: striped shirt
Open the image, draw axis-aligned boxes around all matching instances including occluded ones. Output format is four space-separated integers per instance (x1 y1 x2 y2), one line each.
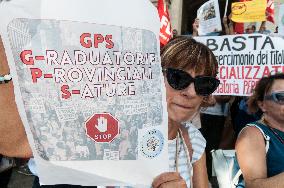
168 122 206 187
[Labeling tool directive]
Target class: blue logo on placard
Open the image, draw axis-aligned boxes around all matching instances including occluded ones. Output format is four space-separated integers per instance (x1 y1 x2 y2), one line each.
140 129 164 159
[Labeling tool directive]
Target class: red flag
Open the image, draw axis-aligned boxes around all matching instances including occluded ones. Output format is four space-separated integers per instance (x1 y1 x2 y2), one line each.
157 0 172 46
266 0 274 23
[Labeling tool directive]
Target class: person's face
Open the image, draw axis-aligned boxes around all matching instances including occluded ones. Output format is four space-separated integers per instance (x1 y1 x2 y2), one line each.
165 68 204 123
259 26 266 32
247 27 254 34
261 79 284 123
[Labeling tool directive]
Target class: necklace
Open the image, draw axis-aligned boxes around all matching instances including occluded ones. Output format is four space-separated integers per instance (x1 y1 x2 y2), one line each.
175 129 192 174
261 117 284 145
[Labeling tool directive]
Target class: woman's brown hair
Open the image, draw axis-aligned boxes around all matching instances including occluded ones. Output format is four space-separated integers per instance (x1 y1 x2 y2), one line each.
247 73 284 113
161 36 218 77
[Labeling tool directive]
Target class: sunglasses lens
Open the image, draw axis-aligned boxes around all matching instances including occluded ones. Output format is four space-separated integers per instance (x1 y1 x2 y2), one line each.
195 77 220 96
275 92 284 103
165 68 220 95
167 68 192 90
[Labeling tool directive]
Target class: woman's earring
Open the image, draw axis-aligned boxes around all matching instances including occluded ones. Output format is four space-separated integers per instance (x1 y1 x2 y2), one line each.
203 96 208 102
206 96 216 106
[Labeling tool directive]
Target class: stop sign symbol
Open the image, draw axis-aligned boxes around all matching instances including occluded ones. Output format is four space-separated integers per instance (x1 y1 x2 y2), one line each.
85 113 119 143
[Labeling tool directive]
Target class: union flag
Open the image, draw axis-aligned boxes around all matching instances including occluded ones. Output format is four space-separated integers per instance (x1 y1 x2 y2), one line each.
157 0 172 46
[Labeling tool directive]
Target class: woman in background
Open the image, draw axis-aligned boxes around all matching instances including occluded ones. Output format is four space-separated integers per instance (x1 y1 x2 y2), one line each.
236 73 284 188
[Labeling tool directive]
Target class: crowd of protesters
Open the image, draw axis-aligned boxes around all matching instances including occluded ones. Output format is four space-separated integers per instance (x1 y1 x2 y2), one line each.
188 8 284 188
1 3 284 188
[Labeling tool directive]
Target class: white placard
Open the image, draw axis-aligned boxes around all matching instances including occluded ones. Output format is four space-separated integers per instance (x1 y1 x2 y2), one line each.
195 34 284 96
197 0 222 36
0 0 168 186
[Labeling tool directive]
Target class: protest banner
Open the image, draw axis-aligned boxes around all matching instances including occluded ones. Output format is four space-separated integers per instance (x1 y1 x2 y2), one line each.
195 34 284 96
197 0 222 36
231 0 267 23
0 0 168 186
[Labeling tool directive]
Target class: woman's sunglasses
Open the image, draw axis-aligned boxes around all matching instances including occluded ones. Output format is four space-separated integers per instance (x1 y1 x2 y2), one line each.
264 91 284 104
163 68 220 96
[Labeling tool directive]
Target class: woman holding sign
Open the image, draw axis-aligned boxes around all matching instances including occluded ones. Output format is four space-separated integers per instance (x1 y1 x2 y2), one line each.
0 34 219 187
152 36 220 188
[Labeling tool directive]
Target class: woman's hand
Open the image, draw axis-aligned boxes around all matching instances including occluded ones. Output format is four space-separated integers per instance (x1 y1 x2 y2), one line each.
152 172 187 188
192 18 199 37
201 95 216 107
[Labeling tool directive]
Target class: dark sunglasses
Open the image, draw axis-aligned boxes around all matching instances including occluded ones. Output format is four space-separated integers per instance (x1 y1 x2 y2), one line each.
163 68 220 96
264 91 284 104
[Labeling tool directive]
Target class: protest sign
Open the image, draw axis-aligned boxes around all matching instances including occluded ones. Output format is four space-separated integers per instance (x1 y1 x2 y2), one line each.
231 0 266 23
197 0 222 36
0 0 168 186
196 34 284 96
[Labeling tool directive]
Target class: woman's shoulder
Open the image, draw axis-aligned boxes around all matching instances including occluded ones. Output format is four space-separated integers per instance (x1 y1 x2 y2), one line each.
186 124 206 163
238 121 268 140
236 125 266 153
187 124 205 142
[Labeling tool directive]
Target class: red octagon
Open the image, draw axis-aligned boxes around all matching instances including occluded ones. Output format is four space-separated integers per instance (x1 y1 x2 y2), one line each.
85 113 119 143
